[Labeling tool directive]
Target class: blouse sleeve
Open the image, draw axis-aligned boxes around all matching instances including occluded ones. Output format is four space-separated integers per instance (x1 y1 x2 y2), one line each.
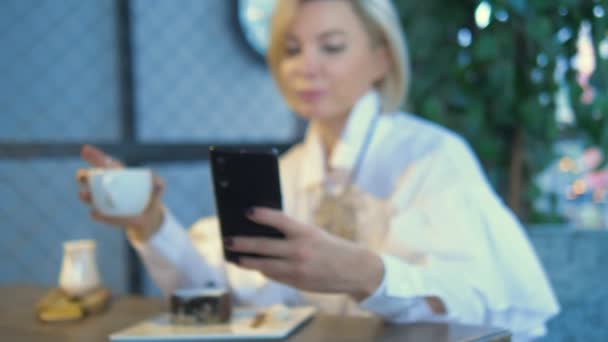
128 209 227 297
360 135 559 339
129 209 301 307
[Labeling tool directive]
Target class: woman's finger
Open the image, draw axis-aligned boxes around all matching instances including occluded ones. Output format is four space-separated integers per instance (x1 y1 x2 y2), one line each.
226 237 293 258
76 169 88 185
80 144 122 168
150 175 165 202
138 174 164 214
78 191 92 204
246 207 303 237
90 209 138 228
238 257 293 279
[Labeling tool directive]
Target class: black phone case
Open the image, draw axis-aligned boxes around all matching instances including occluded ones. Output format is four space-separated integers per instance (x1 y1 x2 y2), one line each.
209 147 285 263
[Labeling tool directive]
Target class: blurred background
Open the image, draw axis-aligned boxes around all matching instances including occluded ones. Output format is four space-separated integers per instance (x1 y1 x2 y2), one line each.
1 0 607 340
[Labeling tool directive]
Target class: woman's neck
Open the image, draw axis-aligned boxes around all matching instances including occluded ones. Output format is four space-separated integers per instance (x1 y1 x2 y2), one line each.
316 115 349 164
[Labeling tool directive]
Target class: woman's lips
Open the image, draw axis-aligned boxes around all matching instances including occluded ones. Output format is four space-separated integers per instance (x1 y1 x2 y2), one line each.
297 90 324 103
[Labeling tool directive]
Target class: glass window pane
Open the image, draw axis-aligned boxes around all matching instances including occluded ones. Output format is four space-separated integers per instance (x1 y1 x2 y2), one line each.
131 0 296 143
0 0 121 142
0 158 129 294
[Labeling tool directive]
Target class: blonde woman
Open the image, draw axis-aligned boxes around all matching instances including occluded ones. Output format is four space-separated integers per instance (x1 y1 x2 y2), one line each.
77 0 559 340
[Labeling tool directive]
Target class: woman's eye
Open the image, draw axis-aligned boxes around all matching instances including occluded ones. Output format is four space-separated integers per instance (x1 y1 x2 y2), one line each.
322 44 346 54
285 46 300 56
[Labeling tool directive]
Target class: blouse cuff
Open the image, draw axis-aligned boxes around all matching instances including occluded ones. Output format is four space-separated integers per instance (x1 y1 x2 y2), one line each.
359 254 438 322
358 254 390 309
130 208 189 264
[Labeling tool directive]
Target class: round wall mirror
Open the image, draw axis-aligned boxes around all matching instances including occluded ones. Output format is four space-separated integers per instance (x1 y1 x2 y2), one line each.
237 0 277 59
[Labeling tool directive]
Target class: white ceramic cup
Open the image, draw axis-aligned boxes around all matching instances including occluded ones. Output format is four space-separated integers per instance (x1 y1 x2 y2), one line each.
89 168 153 217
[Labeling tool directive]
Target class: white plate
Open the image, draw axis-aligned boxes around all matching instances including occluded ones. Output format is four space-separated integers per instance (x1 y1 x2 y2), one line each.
109 306 316 341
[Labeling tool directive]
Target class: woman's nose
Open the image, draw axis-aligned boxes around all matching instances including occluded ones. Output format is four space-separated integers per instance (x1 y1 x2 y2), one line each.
293 48 320 77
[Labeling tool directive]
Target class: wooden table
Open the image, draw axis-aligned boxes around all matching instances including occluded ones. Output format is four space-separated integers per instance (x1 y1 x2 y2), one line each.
0 285 510 341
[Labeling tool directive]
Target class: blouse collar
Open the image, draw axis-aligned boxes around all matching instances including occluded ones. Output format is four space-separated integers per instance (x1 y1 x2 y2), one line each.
298 90 380 190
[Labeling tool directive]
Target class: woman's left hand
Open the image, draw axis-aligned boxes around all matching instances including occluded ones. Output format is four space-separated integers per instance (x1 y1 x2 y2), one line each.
224 207 385 300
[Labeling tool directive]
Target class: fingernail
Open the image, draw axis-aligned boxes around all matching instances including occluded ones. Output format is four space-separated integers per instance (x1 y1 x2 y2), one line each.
245 207 255 216
153 183 162 192
224 237 233 247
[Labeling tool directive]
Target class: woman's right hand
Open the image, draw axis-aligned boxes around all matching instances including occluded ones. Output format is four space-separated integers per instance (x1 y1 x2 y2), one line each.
75 144 166 242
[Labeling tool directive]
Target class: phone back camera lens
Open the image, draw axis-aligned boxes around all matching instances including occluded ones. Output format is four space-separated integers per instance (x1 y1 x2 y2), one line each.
219 180 229 188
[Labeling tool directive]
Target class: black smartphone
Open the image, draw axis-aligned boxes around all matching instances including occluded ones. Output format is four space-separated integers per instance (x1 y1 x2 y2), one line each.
209 146 285 263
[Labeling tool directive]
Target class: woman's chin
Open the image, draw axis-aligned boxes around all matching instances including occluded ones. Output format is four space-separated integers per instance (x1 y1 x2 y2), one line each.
292 105 332 121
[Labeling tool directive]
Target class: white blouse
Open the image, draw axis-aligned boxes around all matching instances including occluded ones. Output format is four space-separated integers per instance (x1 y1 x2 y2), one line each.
131 91 559 341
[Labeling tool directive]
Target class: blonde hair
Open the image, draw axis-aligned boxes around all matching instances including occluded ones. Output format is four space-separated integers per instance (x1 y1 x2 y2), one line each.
267 0 410 113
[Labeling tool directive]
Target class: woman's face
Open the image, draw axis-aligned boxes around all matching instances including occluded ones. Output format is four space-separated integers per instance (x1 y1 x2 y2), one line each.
278 0 388 123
